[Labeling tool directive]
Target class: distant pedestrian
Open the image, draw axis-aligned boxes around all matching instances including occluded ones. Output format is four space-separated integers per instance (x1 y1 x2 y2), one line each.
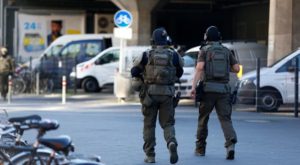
191 26 240 160
131 27 184 164
0 47 14 101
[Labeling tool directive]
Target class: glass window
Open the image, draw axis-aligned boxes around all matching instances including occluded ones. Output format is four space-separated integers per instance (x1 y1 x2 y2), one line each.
45 45 63 56
183 52 198 67
60 40 103 59
85 42 102 57
96 50 119 65
183 55 195 67
61 43 81 58
277 55 300 72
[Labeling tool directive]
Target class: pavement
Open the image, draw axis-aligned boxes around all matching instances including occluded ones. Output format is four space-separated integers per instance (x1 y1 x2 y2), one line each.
1 92 300 165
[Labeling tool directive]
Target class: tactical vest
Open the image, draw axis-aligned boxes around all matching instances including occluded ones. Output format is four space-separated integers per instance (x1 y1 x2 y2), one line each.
0 56 13 73
203 43 230 83
144 47 177 85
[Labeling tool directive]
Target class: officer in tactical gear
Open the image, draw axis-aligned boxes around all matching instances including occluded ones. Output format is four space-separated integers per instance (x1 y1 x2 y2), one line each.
0 47 14 101
191 26 240 160
131 27 183 164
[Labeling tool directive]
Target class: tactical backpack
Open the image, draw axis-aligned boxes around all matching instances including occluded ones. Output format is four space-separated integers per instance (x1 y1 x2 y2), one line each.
144 48 176 85
202 44 231 94
143 47 176 96
204 44 230 82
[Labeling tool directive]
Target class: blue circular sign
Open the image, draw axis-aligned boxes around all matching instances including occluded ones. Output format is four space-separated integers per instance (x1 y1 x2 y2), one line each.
114 10 133 28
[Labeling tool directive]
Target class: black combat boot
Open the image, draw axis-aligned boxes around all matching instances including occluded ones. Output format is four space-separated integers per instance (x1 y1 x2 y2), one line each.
226 144 235 160
168 142 178 164
144 156 155 163
195 146 206 156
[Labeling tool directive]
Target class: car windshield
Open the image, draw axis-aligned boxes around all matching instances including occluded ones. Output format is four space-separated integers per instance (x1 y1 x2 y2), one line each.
183 52 198 67
183 55 195 67
269 51 294 67
44 44 64 56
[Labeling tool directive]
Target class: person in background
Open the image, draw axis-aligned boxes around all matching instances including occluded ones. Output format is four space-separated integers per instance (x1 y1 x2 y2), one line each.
47 20 63 46
0 47 14 101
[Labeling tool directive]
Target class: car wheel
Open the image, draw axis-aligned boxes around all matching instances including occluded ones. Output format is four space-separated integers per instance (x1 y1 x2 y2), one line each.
82 78 100 93
258 91 280 112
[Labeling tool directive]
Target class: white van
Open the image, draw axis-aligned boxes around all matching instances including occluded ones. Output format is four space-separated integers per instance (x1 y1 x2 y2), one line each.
178 42 267 98
29 34 115 88
70 46 150 92
237 48 300 112
30 34 114 69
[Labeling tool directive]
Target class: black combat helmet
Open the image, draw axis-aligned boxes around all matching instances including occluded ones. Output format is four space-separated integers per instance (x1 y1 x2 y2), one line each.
204 26 221 42
151 27 171 45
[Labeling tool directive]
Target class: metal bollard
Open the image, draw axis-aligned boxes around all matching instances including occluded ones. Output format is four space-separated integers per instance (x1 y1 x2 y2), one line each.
8 75 12 104
295 58 299 118
256 57 261 112
36 72 39 95
62 76 66 104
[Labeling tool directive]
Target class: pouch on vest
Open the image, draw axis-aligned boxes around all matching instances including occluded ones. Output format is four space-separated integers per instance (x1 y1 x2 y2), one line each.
203 82 230 94
141 93 153 107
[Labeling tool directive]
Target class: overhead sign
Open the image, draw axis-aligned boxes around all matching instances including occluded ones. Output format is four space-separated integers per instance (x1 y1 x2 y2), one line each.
114 10 132 28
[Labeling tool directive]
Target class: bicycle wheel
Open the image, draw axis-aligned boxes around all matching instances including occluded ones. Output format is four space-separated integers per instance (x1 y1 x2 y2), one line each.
12 77 26 95
0 133 27 157
10 150 57 165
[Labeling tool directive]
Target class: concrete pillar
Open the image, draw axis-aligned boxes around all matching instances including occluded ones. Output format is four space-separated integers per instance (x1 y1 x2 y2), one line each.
111 0 158 45
292 0 300 50
0 0 9 46
268 0 293 66
0 0 3 46
136 0 158 45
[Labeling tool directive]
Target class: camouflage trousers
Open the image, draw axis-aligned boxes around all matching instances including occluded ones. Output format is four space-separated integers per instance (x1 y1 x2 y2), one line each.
196 93 237 149
141 95 177 157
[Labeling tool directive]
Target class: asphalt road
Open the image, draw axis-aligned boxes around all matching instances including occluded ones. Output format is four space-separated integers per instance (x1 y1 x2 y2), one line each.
1 93 300 165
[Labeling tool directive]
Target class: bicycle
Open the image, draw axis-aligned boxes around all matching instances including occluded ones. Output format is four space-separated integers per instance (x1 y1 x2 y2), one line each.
9 128 105 165
1 116 105 165
0 111 42 158
0 118 59 165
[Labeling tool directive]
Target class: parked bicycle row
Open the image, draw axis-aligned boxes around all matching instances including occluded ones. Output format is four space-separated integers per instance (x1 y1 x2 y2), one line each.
0 110 105 165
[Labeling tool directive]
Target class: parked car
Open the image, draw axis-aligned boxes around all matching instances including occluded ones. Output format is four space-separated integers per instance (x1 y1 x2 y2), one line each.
177 41 267 98
28 34 115 88
70 46 150 93
237 48 300 112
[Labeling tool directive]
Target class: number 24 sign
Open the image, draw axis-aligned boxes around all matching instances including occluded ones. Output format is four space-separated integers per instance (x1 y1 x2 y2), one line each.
24 22 42 30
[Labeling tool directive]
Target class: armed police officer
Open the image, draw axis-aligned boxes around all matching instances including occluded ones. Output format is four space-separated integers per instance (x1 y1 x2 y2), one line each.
131 27 183 164
191 26 240 160
0 47 14 101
